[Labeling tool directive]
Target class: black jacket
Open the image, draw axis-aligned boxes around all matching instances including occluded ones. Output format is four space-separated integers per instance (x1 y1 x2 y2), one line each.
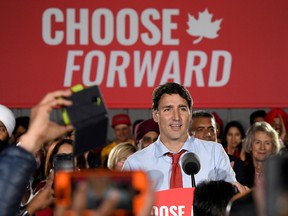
0 145 37 216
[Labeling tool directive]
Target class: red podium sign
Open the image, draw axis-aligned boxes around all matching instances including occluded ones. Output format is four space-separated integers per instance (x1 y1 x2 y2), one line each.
152 188 195 216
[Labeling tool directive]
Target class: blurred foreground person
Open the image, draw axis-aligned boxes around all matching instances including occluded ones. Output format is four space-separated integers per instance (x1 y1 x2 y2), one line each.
193 180 239 216
0 89 73 215
226 190 257 216
226 154 288 216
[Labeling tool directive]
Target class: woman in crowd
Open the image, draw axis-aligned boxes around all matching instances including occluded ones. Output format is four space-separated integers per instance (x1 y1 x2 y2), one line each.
34 138 86 215
243 121 281 188
265 108 287 147
222 121 246 162
44 138 86 177
107 142 137 171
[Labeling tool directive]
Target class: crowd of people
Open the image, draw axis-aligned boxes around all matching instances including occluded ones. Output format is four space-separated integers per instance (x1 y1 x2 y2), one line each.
0 82 287 215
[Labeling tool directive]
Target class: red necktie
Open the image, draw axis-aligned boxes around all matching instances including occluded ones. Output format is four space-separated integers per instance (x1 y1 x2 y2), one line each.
166 150 186 189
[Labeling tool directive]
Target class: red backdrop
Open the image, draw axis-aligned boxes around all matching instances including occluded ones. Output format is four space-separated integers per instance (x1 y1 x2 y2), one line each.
1 0 287 108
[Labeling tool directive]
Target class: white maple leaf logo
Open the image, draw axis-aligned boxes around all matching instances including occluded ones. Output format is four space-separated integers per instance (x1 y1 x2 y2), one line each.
186 8 222 44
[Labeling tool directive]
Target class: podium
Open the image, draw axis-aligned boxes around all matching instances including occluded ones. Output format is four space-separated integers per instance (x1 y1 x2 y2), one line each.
152 188 195 216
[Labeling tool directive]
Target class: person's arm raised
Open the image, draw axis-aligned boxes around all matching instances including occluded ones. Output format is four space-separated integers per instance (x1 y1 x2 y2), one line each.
19 89 74 155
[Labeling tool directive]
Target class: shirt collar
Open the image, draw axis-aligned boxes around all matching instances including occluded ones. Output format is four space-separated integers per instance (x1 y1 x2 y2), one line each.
154 136 195 157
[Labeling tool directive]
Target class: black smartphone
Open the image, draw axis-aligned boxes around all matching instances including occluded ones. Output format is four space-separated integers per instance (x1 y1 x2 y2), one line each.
62 85 108 156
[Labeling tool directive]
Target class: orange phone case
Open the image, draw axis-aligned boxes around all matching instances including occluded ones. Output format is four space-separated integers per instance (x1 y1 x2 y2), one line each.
54 169 149 216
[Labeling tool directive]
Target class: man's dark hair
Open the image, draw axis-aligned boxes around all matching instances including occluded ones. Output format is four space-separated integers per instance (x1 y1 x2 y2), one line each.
224 121 246 140
192 110 215 120
249 110 266 125
152 82 193 111
14 116 30 132
222 120 246 149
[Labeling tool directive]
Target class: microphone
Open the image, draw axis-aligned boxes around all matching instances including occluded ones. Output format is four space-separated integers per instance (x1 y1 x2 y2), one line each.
181 152 201 187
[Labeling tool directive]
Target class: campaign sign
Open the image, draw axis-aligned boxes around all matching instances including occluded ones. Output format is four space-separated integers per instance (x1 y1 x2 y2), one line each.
152 188 195 216
1 1 288 108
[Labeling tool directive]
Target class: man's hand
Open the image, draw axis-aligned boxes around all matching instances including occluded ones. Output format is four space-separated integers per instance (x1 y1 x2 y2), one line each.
19 89 74 154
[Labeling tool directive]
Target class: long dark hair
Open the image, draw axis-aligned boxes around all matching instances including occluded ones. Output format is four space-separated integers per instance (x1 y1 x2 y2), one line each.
45 138 87 177
222 120 245 150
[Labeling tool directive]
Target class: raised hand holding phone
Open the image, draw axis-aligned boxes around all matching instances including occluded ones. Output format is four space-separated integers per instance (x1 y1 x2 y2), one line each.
61 85 108 156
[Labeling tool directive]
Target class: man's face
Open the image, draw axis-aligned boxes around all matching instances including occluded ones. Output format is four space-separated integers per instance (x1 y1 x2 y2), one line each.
0 121 9 142
153 93 191 144
191 117 217 142
113 124 131 143
140 131 159 149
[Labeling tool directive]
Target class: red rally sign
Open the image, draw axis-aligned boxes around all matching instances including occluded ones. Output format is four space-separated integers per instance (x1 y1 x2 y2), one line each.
0 0 287 108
